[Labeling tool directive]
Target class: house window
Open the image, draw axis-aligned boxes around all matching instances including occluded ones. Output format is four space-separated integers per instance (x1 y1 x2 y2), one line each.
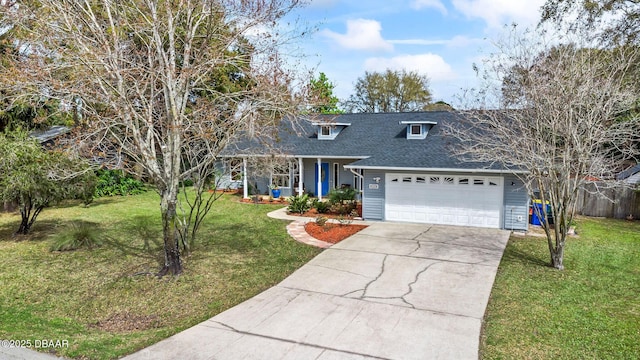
458 178 469 185
333 163 340 189
229 159 243 181
390 177 399 182
402 176 412 183
473 178 485 186
321 126 331 136
410 124 422 135
489 180 499 186
416 176 426 183
272 162 291 188
444 177 454 184
429 176 440 184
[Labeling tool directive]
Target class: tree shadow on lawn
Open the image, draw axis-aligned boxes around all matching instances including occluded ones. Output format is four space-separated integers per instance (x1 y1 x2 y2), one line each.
102 215 165 267
102 215 286 273
53 196 124 210
203 222 270 252
0 218 65 242
84 196 128 208
501 241 549 267
0 197 124 241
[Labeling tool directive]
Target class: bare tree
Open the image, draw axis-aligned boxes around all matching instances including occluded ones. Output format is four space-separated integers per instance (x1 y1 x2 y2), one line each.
446 29 640 270
541 0 640 46
13 0 309 276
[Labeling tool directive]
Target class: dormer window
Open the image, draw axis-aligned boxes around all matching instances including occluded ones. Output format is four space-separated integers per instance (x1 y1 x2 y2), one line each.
313 121 351 140
400 120 437 140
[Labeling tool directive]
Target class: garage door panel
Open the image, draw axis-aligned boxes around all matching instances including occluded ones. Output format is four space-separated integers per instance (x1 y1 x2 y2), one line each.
385 174 503 229
441 214 456 224
455 215 470 224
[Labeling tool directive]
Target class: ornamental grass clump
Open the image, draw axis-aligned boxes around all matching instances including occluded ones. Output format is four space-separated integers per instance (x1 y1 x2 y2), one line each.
49 221 103 252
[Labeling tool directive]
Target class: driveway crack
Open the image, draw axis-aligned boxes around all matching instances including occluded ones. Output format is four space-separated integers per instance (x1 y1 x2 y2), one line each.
309 264 371 279
361 254 389 299
401 261 440 308
412 226 432 240
342 289 365 297
208 321 392 359
409 226 431 255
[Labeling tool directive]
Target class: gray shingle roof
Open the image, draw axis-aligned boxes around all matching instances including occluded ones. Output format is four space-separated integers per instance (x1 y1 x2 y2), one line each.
617 164 640 184
29 125 70 144
224 111 510 172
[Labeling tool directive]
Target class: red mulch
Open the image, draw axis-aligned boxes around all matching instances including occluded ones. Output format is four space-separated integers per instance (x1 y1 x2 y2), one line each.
304 222 367 244
239 198 288 205
289 208 363 219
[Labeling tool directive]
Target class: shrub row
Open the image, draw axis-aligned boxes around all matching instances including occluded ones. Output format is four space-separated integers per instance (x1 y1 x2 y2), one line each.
94 169 146 197
287 188 357 215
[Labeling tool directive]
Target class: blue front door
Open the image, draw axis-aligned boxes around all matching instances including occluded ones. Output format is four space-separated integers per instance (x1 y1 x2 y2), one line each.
315 163 329 197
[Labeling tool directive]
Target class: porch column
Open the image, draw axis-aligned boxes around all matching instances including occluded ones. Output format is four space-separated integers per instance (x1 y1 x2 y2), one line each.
242 157 248 199
317 157 322 201
298 157 304 196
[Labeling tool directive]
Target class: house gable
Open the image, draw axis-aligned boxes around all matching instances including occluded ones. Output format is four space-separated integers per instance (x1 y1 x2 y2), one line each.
312 122 351 140
399 120 437 140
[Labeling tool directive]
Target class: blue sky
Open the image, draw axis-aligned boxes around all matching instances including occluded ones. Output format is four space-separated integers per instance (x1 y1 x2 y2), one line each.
287 0 547 107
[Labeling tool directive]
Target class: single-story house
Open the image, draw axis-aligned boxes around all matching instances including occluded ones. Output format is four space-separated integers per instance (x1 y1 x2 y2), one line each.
220 111 529 231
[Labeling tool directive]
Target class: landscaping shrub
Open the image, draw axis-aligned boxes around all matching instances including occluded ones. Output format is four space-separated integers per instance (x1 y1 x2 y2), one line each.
330 202 356 215
313 200 331 214
49 221 102 251
315 215 328 227
180 179 194 187
94 169 146 197
337 214 354 226
328 187 357 214
287 194 311 214
328 187 356 204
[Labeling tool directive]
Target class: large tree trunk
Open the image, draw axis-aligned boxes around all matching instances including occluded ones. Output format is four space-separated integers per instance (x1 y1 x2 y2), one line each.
550 244 565 270
544 216 566 270
158 189 182 276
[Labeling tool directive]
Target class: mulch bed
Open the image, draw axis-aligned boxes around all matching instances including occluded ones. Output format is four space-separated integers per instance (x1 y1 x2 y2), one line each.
239 198 288 205
288 207 363 219
304 222 368 244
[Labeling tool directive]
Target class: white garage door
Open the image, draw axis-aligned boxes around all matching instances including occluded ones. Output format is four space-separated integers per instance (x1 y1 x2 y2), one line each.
385 174 503 228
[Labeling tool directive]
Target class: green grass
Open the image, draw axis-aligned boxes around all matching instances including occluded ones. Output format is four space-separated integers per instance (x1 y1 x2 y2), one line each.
0 193 321 359
481 217 640 360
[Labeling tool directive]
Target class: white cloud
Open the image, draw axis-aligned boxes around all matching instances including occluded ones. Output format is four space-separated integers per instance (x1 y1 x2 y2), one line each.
389 35 484 48
452 0 546 29
412 0 447 15
306 0 338 8
390 39 449 46
321 19 394 52
363 53 457 82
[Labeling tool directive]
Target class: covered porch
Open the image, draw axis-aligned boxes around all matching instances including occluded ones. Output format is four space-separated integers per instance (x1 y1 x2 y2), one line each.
220 156 365 201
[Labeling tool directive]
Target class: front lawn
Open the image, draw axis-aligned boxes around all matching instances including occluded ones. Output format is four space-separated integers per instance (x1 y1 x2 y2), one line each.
481 217 640 359
0 193 321 360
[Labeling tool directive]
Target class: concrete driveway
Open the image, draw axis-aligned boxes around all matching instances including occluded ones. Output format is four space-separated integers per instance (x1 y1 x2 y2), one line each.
124 222 509 360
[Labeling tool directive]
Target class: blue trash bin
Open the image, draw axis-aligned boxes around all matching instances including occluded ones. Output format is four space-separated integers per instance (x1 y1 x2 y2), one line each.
531 202 549 225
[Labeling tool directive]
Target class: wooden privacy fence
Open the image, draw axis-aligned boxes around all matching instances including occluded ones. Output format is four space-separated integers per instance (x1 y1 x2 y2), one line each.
575 183 640 219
